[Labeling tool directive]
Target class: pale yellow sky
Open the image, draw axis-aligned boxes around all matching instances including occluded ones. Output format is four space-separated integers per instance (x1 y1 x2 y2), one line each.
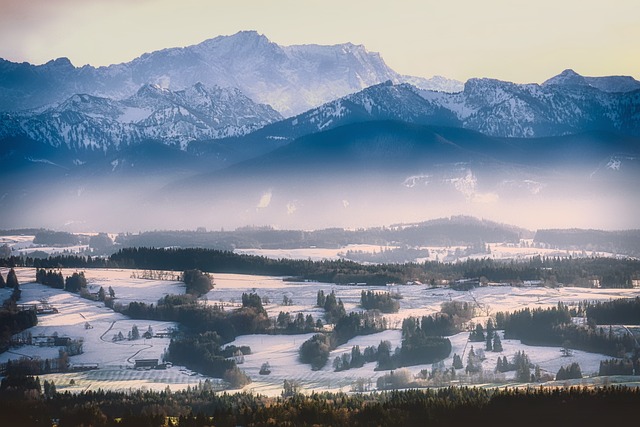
0 0 638 83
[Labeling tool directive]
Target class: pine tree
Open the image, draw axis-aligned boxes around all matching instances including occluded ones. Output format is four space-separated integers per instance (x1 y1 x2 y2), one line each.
0 271 5 288
316 290 326 307
486 318 495 336
492 333 503 352
485 334 493 351
7 268 19 289
452 353 463 369
97 286 106 301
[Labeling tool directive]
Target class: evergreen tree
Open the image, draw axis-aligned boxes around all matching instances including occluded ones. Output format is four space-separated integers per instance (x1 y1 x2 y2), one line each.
305 314 315 330
351 345 364 368
108 286 116 299
97 287 106 302
7 268 19 289
131 325 140 340
492 333 503 352
452 353 463 369
486 318 495 337
469 324 485 342
316 290 326 307
514 351 531 382
0 271 5 288
485 334 493 351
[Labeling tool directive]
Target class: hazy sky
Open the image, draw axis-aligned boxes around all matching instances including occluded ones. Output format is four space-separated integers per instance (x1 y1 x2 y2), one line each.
0 0 638 83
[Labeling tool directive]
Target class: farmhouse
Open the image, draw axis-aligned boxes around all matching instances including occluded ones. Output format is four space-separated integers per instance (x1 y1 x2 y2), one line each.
134 359 159 369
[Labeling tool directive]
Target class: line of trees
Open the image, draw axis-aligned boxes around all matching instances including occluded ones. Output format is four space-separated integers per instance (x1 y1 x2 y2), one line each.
5 248 640 288
585 297 640 325
496 302 636 357
3 379 640 426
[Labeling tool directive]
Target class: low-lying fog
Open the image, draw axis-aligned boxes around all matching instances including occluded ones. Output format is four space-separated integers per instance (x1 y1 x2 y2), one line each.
2 163 638 232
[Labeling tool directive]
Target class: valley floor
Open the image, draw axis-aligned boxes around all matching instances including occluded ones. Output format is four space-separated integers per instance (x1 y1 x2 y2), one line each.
2 267 640 395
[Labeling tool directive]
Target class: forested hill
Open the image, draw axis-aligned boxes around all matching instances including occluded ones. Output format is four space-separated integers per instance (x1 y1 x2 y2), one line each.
534 229 640 257
115 216 529 250
7 247 640 288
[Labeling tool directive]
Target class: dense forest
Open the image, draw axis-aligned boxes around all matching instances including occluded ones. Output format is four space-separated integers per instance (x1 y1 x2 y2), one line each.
496 303 637 356
3 247 640 288
1 378 639 427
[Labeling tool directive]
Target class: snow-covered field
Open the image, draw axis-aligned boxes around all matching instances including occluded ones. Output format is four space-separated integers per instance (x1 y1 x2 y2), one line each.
2 268 640 395
236 241 618 263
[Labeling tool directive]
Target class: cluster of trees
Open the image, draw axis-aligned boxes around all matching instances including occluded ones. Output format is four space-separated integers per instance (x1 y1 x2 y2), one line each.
33 230 83 246
585 297 640 325
333 311 387 346
1 350 70 376
399 316 452 367
182 269 214 296
497 303 635 356
35 269 87 293
333 345 365 371
598 358 638 376
0 268 19 289
360 290 400 313
403 312 459 338
2 376 640 426
300 290 389 370
556 362 583 381
118 292 270 343
440 300 474 329
316 290 346 323
275 311 322 333
469 320 503 352
298 334 331 370
167 331 250 388
493 351 540 382
113 291 268 382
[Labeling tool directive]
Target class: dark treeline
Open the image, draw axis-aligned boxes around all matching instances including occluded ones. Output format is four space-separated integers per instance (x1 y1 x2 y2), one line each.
586 297 640 324
599 358 639 376
3 379 640 427
33 231 85 247
4 248 639 287
497 303 637 357
0 248 635 288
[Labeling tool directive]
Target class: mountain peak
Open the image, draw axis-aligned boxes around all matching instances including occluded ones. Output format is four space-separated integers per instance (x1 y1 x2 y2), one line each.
44 57 74 68
543 69 589 87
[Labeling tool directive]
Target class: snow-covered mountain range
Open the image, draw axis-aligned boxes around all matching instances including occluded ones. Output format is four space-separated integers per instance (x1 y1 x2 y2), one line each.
237 73 640 145
1 32 639 231
0 31 461 117
0 82 281 152
2 69 638 161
